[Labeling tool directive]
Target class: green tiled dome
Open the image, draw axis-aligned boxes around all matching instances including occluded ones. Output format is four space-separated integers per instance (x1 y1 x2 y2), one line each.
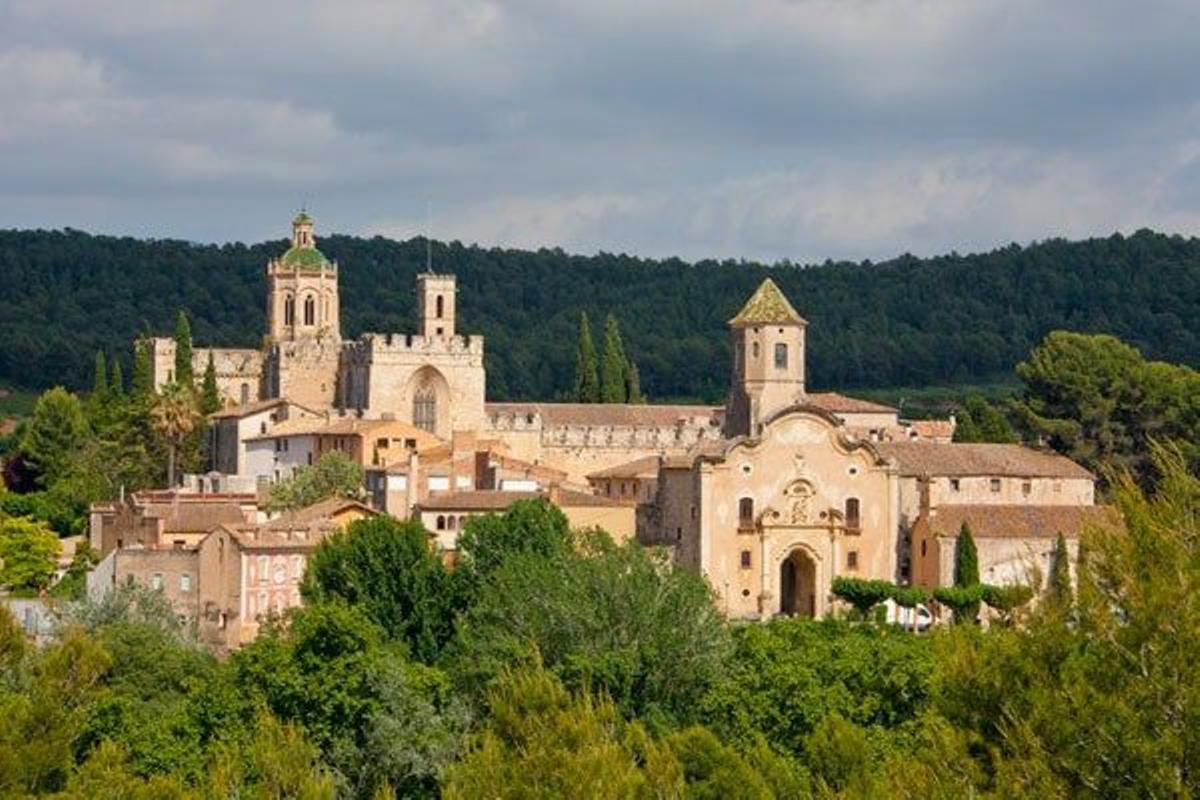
279 245 331 271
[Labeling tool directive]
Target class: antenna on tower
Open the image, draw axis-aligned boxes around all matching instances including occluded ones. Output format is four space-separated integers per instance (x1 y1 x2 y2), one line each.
426 201 433 271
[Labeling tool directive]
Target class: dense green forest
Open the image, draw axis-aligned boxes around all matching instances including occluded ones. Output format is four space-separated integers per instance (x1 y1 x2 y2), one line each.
2 448 1197 798
1 228 1197 401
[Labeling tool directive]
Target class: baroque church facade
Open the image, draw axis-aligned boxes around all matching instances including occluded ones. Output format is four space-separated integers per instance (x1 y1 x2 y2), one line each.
145 212 1099 623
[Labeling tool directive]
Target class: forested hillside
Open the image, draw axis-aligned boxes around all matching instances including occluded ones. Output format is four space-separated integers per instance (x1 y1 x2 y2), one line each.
1 228 1197 401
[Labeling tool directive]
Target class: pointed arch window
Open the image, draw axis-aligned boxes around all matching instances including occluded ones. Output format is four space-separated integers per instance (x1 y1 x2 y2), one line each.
435 295 445 319
284 295 295 326
303 295 315 326
413 391 436 433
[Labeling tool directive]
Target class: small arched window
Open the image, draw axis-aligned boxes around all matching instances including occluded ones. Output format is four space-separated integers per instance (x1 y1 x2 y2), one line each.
448 516 457 531
751 341 760 359
844 497 860 530
283 294 295 326
435 295 444 318
240 383 250 405
436 515 446 531
303 295 315 326
738 497 754 528
774 343 788 369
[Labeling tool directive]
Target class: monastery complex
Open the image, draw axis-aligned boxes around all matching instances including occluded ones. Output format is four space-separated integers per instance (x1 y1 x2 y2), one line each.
91 213 1100 648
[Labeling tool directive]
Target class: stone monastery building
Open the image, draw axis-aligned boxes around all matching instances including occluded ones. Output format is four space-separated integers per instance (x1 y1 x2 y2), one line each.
141 212 1100 624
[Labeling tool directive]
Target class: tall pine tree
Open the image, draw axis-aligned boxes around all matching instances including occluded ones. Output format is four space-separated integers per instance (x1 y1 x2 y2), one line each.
599 314 628 404
200 351 222 414
574 312 599 403
109 358 124 398
1049 532 1072 604
954 522 980 587
132 339 153 398
174 310 194 388
91 351 109 401
625 359 644 404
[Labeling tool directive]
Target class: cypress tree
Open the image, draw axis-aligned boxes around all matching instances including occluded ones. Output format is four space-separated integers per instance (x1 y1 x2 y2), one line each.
574 312 600 403
92 351 109 400
625 359 644 404
132 339 153 397
954 522 980 587
174 310 194 388
1049 532 1072 603
200 351 222 414
109 358 124 397
599 314 628 404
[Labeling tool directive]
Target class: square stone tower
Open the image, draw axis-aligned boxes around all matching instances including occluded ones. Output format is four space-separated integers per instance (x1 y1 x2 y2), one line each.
724 278 808 437
417 273 457 338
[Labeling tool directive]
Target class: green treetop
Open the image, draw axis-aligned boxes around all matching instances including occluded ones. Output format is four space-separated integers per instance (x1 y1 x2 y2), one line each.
132 339 153 398
574 312 599 403
23 387 88 487
600 314 629 404
1049 532 1072 605
0 516 61 594
109 357 124 398
91 351 109 401
953 395 1017 443
625 357 644 403
954 522 980 587
173 310 194 388
200 352 221 415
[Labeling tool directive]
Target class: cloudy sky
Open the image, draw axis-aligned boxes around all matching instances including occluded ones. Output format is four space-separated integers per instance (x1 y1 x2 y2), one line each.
3 1 1200 263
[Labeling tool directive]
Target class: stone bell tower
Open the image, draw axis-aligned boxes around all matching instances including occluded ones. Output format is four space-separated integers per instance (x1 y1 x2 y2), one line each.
417 273 457 338
266 211 341 343
724 278 808 437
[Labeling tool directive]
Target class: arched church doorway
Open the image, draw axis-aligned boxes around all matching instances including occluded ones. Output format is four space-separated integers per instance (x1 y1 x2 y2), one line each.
780 549 816 617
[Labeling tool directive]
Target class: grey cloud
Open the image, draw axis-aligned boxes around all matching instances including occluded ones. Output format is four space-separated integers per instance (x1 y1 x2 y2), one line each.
1 0 1198 260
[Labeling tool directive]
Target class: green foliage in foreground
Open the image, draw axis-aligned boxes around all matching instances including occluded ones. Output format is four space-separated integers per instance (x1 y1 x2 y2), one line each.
0 444 1194 798
266 452 365 513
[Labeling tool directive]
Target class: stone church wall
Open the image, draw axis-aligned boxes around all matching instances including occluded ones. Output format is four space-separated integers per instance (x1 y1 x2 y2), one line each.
343 333 486 437
147 338 263 406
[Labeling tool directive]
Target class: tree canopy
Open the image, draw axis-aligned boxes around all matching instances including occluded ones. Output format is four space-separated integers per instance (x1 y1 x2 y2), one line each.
2 227 1196 402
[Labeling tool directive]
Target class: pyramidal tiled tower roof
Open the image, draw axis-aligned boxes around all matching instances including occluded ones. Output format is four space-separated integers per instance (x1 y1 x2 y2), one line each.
728 278 806 326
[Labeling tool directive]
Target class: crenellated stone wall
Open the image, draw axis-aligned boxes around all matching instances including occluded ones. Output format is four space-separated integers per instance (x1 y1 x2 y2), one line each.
486 408 725 483
147 338 263 406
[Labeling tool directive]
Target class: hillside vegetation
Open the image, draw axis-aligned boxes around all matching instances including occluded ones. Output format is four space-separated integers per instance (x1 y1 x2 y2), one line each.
1 227 1197 401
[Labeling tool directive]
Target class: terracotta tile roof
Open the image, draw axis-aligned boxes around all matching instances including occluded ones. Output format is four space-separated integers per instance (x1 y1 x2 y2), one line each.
875 442 1093 479
419 490 543 511
209 398 319 420
588 456 662 480
920 504 1119 540
146 502 249 533
418 487 628 512
218 522 333 550
244 415 440 445
261 497 375 530
907 419 957 440
728 278 806 326
806 392 896 414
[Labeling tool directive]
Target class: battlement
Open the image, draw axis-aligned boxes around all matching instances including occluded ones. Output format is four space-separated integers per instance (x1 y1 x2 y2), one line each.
487 410 723 450
352 332 484 357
